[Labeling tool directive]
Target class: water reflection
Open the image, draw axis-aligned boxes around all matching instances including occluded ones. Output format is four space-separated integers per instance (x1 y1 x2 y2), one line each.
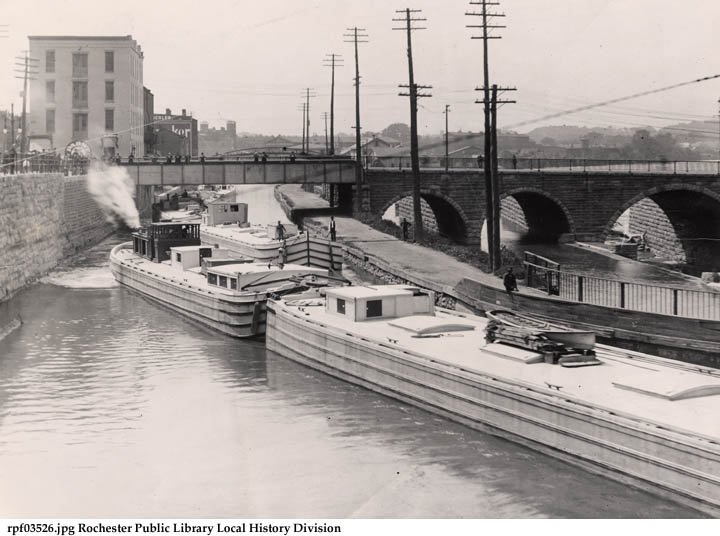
0 234 705 518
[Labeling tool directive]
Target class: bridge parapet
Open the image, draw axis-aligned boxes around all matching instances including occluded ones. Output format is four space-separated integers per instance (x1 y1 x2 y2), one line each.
121 159 357 186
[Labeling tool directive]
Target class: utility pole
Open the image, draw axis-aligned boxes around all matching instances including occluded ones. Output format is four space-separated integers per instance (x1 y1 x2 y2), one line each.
444 104 451 172
467 0 504 271
394 8 432 243
14 51 39 155
302 88 316 154
323 53 343 155
10 103 14 150
323 112 329 154
490 85 516 270
344 27 369 215
298 102 307 154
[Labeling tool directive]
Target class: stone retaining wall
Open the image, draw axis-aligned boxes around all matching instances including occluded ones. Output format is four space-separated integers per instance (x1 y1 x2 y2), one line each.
0 173 112 301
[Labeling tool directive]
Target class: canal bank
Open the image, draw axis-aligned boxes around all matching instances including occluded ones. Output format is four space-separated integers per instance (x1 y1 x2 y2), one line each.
0 173 113 303
274 185 720 367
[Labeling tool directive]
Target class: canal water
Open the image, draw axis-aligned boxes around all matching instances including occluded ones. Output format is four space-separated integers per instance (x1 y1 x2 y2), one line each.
0 187 705 518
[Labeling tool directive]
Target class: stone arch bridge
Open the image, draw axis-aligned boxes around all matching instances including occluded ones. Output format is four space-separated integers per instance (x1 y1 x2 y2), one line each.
362 169 720 268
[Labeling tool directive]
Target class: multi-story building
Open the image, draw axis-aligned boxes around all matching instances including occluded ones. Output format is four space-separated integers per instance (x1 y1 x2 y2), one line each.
28 35 145 158
153 108 198 157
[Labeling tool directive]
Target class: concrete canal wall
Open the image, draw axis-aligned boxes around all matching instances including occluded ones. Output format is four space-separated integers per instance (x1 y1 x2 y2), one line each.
0 173 113 301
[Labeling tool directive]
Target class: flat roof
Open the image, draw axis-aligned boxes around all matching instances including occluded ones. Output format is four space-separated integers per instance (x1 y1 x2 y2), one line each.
29 35 135 41
326 285 419 300
169 245 211 252
210 263 325 276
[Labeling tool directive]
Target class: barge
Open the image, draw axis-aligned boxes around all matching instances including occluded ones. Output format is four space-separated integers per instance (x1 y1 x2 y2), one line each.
266 284 720 514
199 199 342 270
109 222 332 337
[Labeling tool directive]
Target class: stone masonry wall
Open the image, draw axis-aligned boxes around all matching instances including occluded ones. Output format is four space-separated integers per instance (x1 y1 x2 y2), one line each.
0 173 112 301
393 195 527 237
628 198 685 262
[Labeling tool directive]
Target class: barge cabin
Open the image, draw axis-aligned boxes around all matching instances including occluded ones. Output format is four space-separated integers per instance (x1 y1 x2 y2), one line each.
132 222 201 262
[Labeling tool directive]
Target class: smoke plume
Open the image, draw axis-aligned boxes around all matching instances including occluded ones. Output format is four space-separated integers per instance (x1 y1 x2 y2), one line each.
86 163 140 228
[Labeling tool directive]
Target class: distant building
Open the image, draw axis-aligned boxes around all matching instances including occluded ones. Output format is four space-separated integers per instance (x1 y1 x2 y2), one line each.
153 108 198 156
28 35 145 157
143 87 154 155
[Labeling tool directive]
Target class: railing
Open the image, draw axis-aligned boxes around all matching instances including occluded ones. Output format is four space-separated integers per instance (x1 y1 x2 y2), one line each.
0 153 88 175
367 156 720 175
523 257 720 321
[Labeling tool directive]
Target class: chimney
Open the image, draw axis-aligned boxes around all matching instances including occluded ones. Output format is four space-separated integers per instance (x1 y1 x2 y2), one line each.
166 108 171 115
182 109 187 117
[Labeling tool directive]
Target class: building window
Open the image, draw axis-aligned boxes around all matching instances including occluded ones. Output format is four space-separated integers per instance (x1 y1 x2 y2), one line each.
219 276 227 288
105 81 114 102
46 50 55 73
105 51 114 73
46 109 55 134
336 298 346 314
72 81 88 108
366 299 382 318
105 109 114 132
208 273 217 286
72 113 88 140
72 53 88 78
46 81 55 103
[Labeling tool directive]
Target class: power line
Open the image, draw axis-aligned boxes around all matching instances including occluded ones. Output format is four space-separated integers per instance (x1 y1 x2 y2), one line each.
507 73 720 130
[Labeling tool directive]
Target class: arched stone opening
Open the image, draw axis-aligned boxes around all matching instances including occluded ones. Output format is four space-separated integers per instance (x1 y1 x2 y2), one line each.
605 186 720 272
381 191 469 243
499 189 574 243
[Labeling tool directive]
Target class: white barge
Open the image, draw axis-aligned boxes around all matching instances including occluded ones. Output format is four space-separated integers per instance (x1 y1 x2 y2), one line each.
266 285 720 514
199 200 342 270
109 222 330 337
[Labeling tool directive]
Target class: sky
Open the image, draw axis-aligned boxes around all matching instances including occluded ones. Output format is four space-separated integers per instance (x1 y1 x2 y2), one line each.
1 0 719 136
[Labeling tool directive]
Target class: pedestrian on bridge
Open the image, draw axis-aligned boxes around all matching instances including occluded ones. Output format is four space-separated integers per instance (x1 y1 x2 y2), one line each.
200 152 205 163
261 152 268 162
290 151 296 162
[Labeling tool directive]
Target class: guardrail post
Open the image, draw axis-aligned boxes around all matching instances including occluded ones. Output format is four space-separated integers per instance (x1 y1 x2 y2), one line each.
583 159 586 173
578 276 584 302
673 288 678 316
619 282 626 309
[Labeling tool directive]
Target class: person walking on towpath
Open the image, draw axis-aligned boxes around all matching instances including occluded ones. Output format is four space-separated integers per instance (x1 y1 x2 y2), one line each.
401 218 411 241
329 216 337 241
503 267 518 295
276 220 286 241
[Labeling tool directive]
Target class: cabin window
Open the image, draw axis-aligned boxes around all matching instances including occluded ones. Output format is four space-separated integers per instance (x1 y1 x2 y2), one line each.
208 273 217 286
366 299 382 318
336 298 346 314
175 252 182 262
219 276 228 288
230 278 237 290
230 205 239 212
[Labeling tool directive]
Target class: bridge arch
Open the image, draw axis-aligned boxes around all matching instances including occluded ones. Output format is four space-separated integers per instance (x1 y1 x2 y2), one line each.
380 190 470 243
603 183 720 270
499 187 575 241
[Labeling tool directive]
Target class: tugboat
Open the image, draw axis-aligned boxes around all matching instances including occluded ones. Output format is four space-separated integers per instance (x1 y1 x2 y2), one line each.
109 221 338 337
266 284 720 514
